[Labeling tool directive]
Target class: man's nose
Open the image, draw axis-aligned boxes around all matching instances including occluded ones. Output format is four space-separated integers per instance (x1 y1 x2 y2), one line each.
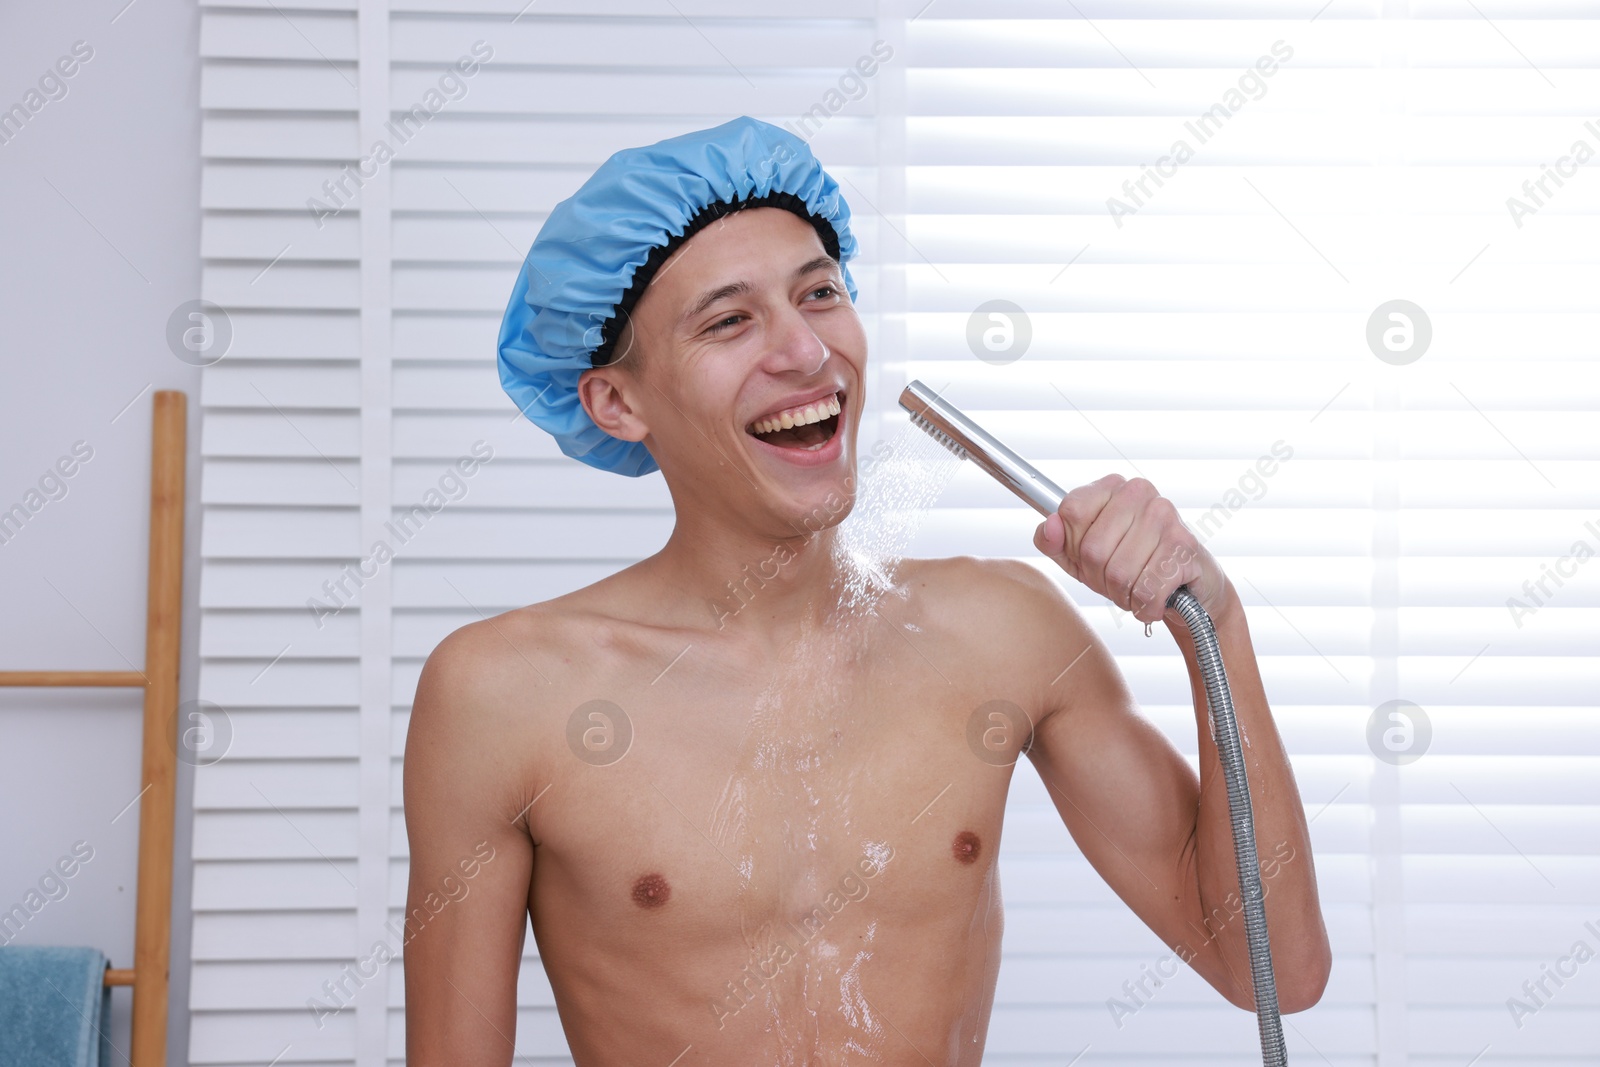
762 303 830 377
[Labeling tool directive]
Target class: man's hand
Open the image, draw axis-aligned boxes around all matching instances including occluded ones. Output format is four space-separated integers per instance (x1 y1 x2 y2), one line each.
1032 473 1229 625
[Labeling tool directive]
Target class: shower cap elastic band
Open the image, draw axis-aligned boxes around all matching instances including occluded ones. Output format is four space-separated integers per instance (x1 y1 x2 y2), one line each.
496 115 861 477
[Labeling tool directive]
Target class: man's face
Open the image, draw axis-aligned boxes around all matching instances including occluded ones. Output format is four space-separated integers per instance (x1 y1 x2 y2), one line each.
580 207 867 534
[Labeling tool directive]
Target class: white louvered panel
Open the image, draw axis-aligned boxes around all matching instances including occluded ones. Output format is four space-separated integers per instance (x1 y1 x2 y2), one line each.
193 0 369 1004
379 1 886 1055
191 1 891 1062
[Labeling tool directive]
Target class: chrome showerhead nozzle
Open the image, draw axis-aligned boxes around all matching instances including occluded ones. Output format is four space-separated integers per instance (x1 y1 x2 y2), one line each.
898 380 1067 518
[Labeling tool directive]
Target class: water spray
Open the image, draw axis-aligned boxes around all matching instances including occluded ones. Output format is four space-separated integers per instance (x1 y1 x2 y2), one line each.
899 379 1288 1067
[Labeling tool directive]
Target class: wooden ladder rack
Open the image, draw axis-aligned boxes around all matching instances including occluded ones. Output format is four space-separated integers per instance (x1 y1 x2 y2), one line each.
0 389 186 1067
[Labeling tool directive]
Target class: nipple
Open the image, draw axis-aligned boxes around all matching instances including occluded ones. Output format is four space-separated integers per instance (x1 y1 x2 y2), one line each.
631 872 671 909
952 830 982 865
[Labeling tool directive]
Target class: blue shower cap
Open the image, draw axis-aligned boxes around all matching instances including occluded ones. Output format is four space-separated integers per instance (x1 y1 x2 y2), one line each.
496 115 861 477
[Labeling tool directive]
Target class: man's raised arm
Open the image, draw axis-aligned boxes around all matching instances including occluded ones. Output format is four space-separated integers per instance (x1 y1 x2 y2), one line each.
403 626 539 1065
1021 473 1332 1013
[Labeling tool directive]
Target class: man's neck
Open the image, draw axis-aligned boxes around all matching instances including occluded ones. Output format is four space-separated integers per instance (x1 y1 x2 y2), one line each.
643 514 852 642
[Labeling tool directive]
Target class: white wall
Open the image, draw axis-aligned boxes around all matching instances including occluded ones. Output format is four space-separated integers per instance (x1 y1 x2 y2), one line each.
0 1 201 1063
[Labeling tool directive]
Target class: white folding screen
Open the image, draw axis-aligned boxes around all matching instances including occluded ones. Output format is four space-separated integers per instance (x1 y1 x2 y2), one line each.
194 2 884 1064
191 1 1596 1065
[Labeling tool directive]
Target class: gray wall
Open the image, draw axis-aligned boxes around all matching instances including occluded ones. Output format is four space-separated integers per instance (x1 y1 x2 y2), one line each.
0 2 201 1063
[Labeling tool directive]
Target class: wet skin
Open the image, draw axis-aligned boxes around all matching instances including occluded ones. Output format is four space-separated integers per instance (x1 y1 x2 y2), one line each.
402 207 1331 1065
404 554 1051 1067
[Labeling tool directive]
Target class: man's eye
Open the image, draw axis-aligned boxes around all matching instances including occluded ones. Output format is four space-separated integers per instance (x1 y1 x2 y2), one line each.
808 285 838 301
707 314 744 334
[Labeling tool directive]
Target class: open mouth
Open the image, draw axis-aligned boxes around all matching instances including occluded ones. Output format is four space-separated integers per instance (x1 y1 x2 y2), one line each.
744 390 844 453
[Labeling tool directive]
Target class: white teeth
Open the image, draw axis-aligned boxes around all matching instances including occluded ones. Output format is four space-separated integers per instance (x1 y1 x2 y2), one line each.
749 394 841 436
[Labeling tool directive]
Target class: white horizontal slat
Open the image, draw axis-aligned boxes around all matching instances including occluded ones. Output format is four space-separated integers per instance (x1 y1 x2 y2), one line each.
203 507 362 558
983 1004 1374 1056
913 68 1600 118
1402 757 1600 804
391 313 500 361
203 364 361 409
391 20 877 67
908 164 1600 215
204 261 362 309
203 561 382 608
1408 904 1600 954
202 311 361 360
201 62 359 112
197 659 360 710
201 10 358 61
188 1006 355 1063
202 458 361 507
193 859 360 911
389 556 607 605
202 606 361 658
388 457 672 510
203 213 360 260
195 758 360 809
194 810 361 860
182 708 360 760
915 17 1600 67
203 114 360 160
908 0 1592 14
384 68 888 116
192 909 358 960
380 1006 571 1060
203 411 361 459
382 116 879 166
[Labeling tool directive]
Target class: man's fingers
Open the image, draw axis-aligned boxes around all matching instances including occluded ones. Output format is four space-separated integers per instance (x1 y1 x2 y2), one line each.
1056 472 1127 563
1102 511 1164 616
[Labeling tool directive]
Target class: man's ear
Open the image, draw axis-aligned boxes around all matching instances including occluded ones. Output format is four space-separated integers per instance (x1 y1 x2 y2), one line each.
577 366 648 443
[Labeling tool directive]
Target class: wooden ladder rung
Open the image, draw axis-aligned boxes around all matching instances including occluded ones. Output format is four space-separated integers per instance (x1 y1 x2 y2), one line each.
104 969 137 987
0 671 148 688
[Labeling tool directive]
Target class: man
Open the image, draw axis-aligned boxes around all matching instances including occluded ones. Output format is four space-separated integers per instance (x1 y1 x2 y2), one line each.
403 116 1330 1065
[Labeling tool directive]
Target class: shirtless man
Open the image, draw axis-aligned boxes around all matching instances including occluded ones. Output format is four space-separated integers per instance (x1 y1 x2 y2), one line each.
402 118 1331 1066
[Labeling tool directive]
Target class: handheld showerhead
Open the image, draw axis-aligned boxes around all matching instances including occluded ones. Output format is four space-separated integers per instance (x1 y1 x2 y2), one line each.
898 379 1065 518
896 378 1289 1067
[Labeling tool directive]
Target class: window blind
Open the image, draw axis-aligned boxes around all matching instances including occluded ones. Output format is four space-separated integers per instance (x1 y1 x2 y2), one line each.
896 3 1598 1066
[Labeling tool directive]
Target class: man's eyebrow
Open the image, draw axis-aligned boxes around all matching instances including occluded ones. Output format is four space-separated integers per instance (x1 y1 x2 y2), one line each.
677 256 841 330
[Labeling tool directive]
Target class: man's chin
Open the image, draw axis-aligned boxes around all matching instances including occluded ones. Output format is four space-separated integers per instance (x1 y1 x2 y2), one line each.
781 473 858 537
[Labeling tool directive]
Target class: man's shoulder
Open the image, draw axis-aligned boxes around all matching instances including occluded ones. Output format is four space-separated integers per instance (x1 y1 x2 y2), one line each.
903 553 1083 621
425 593 601 688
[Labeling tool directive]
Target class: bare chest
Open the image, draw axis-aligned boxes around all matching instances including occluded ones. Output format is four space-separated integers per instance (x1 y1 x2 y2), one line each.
527 618 1036 942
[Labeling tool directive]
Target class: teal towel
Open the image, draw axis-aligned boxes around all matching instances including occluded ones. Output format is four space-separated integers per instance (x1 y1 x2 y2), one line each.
0 946 113 1067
